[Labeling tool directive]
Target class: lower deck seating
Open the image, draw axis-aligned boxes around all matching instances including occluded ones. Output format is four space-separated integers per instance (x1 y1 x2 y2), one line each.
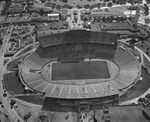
3 72 25 94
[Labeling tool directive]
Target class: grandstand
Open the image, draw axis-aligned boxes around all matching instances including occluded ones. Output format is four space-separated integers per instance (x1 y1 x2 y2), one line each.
3 72 25 95
18 45 140 99
2 29 143 112
3 29 141 107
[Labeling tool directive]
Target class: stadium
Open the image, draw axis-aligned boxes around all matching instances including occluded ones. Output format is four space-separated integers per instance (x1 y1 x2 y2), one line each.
1 1 150 121
4 29 143 112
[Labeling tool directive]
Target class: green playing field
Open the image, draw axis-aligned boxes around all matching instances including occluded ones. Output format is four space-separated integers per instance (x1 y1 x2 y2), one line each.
52 61 110 80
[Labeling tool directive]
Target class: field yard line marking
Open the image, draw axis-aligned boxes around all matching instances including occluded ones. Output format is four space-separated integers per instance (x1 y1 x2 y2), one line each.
92 84 98 97
28 79 42 85
42 83 50 92
34 82 45 89
49 84 56 97
59 85 64 97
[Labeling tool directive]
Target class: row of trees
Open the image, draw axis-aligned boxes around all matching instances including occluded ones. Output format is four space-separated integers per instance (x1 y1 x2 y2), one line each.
1 1 11 15
145 0 150 4
112 0 142 4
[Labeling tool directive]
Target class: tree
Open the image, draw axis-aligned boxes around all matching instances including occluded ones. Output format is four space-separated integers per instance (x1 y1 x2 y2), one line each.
84 4 90 9
145 0 150 4
97 3 101 8
104 0 110 2
144 4 149 16
41 0 46 3
51 3 56 9
127 0 133 5
107 2 112 7
112 0 116 3
56 4 62 10
39 9 43 16
61 0 68 3
5 0 11 2
145 18 150 24
116 1 119 4
77 5 82 9
63 4 70 8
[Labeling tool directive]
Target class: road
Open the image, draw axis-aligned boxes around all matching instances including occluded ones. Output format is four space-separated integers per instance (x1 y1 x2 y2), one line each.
0 1 5 15
0 25 24 122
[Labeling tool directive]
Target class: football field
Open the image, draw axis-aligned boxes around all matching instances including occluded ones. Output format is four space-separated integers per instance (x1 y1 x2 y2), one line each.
52 61 110 80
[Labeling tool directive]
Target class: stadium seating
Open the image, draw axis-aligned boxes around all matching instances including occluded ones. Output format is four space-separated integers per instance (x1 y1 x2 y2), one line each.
113 47 140 89
27 53 45 66
36 43 116 61
7 54 29 70
4 72 25 94
19 45 140 99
